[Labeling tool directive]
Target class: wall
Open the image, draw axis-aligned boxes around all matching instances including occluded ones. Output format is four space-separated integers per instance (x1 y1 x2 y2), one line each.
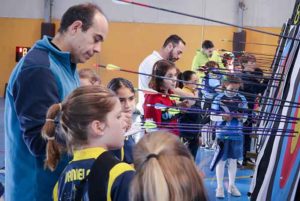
0 18 238 96
0 0 295 27
0 18 43 96
0 0 291 96
245 27 281 70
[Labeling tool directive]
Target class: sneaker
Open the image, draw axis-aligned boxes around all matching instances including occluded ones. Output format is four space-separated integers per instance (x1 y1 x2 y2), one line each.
228 185 241 197
212 141 217 149
205 145 210 149
237 161 244 169
216 187 225 198
244 158 255 165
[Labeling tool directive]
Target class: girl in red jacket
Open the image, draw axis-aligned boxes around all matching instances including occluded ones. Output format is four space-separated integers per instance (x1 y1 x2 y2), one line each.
143 59 180 135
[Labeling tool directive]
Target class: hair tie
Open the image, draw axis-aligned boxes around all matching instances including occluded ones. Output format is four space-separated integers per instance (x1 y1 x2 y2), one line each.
146 153 158 161
45 135 55 141
46 118 55 122
58 103 62 111
138 153 159 171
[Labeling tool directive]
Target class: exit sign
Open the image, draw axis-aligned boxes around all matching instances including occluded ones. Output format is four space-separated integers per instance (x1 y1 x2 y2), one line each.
16 46 30 62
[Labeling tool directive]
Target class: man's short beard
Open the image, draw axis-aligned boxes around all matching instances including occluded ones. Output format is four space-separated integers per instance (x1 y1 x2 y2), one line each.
168 49 177 62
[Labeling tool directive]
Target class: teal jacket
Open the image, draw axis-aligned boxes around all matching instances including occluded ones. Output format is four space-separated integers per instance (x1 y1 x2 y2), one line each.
4 36 80 201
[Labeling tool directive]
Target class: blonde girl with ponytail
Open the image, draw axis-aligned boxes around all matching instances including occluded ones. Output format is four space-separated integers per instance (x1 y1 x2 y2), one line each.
130 131 207 201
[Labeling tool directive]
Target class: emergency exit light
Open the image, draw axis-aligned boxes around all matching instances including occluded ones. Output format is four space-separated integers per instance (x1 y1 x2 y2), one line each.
16 46 30 62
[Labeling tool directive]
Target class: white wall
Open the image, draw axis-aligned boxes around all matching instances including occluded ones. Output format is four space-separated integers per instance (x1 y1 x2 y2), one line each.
0 0 296 27
0 0 44 19
244 0 296 26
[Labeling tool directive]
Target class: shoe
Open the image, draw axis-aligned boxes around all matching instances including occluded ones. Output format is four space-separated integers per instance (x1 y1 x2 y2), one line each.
205 145 210 149
212 141 217 149
237 161 244 169
243 158 255 166
216 187 225 198
228 185 241 197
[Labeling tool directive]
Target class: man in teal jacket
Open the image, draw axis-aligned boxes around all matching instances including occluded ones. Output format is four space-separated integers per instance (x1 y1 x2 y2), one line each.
4 3 108 201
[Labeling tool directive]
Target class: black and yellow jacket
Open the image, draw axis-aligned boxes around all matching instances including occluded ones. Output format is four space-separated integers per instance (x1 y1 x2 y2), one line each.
112 135 135 164
53 147 134 201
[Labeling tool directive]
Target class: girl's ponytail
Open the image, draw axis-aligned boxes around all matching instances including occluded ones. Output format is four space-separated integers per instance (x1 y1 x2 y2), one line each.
42 103 63 171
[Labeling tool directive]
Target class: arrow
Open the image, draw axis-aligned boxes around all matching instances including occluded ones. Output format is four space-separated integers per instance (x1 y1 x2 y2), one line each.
96 63 300 106
221 39 278 47
147 103 300 122
139 121 298 133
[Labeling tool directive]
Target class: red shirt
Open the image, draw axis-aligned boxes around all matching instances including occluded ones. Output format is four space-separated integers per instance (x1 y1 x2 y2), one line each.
143 93 179 136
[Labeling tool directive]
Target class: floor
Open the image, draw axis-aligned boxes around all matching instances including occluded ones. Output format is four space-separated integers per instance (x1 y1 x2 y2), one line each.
0 98 253 200
196 147 253 200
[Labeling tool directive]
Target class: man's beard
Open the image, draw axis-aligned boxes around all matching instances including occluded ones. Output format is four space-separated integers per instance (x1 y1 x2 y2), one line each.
168 49 178 62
